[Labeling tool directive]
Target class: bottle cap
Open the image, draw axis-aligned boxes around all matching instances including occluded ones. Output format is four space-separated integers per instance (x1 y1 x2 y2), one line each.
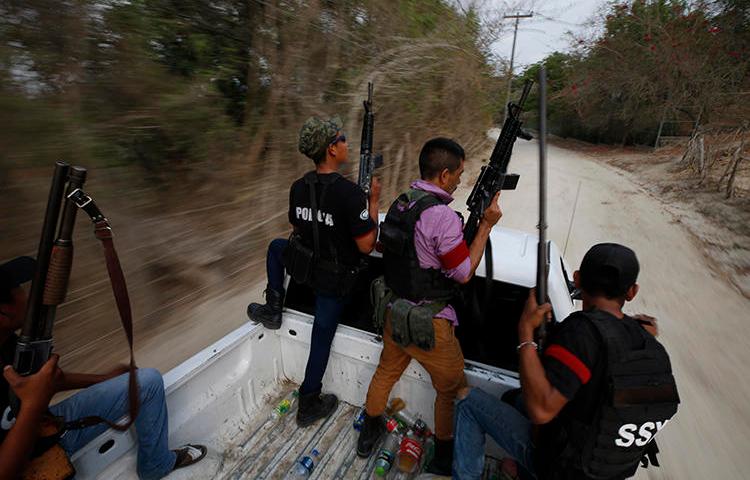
386 418 399 432
374 465 386 476
414 419 427 436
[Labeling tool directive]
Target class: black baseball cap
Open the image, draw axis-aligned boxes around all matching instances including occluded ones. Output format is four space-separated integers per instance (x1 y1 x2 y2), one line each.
579 243 639 298
0 256 36 304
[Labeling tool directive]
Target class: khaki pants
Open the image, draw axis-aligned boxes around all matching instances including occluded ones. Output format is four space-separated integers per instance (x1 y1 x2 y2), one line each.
365 316 467 440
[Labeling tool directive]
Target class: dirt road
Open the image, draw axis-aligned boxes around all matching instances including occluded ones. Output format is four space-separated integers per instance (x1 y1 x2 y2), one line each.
484 136 750 479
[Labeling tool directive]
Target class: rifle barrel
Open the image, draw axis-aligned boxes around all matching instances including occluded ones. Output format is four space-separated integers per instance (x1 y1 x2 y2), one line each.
21 162 69 340
42 167 87 337
536 66 549 344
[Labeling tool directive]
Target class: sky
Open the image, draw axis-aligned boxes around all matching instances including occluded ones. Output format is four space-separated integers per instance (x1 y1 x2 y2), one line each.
488 0 605 71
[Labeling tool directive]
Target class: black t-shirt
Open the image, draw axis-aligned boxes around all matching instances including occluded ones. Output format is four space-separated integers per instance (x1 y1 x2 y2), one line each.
0 334 17 445
288 172 375 266
537 309 648 479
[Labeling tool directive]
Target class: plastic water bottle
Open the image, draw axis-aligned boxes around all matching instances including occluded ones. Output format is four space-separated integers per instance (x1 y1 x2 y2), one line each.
418 434 435 472
271 390 299 420
373 419 400 477
353 407 366 431
397 429 424 474
394 410 417 431
295 448 321 477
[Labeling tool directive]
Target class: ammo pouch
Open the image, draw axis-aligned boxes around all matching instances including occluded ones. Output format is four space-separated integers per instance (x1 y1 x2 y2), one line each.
311 257 363 297
371 276 446 351
22 416 75 480
282 233 314 285
283 234 362 297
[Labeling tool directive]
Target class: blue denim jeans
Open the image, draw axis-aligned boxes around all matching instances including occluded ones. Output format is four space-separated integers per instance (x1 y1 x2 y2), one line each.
49 368 176 480
299 293 347 395
266 238 288 293
453 388 537 480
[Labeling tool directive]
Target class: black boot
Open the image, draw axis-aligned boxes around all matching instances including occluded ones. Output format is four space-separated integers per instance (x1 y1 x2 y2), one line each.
356 413 385 458
247 286 284 330
426 438 454 475
296 391 338 428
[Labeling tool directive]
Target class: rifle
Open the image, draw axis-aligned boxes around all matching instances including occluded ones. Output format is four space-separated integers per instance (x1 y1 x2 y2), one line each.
13 162 72 389
12 163 139 432
358 82 383 195
536 66 551 349
464 80 533 245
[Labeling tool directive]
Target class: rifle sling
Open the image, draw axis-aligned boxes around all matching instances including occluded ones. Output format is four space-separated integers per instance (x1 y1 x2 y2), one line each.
62 215 139 433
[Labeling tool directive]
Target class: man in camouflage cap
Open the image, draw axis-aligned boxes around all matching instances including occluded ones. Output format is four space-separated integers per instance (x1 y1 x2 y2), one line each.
298 115 343 162
247 115 381 427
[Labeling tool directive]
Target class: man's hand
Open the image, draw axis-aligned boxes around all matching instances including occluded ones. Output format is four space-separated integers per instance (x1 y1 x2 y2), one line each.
633 314 658 337
3 354 61 414
519 289 552 340
480 192 502 227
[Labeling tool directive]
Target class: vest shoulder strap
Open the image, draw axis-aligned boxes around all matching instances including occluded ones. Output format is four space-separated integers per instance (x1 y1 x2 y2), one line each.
396 189 442 224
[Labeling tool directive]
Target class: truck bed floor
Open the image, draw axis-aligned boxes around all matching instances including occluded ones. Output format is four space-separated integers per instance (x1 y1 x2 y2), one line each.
214 386 505 480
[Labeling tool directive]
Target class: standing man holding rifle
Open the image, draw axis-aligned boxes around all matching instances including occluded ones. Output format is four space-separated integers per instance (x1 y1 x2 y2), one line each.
452 68 679 480
248 84 382 427
358 79 533 475
246 84 382 333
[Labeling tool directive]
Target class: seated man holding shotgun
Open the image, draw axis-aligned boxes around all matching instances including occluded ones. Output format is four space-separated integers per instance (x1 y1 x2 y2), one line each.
0 256 207 480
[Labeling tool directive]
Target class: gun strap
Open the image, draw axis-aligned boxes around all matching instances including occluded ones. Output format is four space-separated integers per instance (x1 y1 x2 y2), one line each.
62 202 139 432
304 173 322 259
303 172 339 263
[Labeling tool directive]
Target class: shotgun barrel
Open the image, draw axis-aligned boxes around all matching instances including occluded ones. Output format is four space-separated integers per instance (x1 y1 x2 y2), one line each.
536 66 550 347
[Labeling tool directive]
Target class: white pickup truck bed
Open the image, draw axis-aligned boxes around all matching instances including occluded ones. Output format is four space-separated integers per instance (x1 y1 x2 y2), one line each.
69 227 574 479
72 316 516 479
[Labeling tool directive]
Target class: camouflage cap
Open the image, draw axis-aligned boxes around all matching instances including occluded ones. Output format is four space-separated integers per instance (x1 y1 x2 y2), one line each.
298 115 343 161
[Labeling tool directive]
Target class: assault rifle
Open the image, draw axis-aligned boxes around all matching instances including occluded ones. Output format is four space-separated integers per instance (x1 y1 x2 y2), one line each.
11 162 139 432
358 82 383 195
463 81 533 244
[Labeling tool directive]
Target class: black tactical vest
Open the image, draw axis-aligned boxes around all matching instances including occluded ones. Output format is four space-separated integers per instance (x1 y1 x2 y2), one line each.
548 310 680 480
282 172 363 297
379 189 460 302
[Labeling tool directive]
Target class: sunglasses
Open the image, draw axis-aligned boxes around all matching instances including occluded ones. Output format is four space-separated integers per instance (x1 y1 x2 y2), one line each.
329 134 347 146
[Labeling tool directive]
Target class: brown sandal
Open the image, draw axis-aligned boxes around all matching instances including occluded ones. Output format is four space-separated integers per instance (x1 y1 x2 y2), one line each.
173 444 207 470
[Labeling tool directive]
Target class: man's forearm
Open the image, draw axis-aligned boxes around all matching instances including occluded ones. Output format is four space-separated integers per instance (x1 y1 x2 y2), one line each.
518 326 557 424
59 372 110 391
518 326 548 404
0 406 44 479
467 221 492 277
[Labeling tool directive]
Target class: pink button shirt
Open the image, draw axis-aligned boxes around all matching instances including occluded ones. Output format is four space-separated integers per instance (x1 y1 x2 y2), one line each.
408 180 471 325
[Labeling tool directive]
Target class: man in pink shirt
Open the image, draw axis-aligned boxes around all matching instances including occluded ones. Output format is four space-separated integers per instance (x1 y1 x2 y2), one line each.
357 138 501 475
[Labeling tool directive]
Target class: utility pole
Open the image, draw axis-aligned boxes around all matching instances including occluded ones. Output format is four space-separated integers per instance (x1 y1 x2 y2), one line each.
504 12 533 120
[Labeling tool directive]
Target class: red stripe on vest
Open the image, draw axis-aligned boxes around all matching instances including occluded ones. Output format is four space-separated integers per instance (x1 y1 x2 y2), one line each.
545 344 591 384
439 241 469 270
